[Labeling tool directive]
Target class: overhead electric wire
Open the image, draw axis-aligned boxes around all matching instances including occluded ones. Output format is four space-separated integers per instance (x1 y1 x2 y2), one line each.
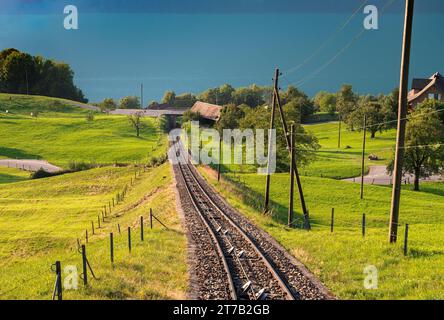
285 0 370 76
284 0 400 89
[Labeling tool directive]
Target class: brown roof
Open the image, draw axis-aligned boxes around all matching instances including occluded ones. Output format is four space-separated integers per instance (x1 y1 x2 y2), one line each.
191 101 222 121
408 72 444 104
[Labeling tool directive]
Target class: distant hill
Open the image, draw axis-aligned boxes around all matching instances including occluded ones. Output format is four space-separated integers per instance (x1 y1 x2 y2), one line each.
0 93 98 116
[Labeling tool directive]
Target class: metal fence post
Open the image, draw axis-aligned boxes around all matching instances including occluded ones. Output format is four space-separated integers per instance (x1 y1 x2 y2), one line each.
331 208 334 233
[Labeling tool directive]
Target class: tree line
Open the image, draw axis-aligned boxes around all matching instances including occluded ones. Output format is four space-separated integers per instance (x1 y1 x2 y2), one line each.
0 48 87 103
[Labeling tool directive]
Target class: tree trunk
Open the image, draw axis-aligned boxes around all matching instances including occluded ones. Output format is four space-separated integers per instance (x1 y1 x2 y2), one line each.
371 131 376 139
414 169 420 191
136 127 140 137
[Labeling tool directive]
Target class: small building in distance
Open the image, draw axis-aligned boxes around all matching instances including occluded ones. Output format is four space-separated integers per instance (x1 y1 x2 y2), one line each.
191 101 223 124
408 72 444 107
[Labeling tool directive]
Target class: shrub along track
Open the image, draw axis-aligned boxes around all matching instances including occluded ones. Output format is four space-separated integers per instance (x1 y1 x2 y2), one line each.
172 141 334 300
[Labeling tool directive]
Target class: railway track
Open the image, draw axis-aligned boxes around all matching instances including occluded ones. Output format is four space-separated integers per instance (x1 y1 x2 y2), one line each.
173 141 296 300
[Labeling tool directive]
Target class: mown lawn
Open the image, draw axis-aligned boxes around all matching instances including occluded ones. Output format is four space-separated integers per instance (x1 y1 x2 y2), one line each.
0 94 166 168
0 164 188 300
199 166 444 300
302 122 397 179
201 121 397 180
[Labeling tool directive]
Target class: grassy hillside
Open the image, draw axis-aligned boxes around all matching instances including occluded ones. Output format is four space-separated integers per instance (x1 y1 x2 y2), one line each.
0 94 91 117
0 167 30 184
0 94 166 168
0 163 188 300
199 167 444 300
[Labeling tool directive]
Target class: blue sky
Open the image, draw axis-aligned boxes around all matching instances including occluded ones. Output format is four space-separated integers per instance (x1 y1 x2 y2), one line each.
0 0 443 103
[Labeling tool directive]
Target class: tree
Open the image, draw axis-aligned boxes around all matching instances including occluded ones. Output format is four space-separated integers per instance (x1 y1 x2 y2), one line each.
174 93 197 109
388 102 444 191
120 96 140 109
239 104 319 171
348 95 385 139
318 93 337 115
216 104 245 132
336 84 357 128
128 112 145 137
0 49 87 102
162 91 176 106
99 98 117 112
231 84 267 108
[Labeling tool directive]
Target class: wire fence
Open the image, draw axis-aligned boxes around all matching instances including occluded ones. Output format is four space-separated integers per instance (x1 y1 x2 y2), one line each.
0 165 171 300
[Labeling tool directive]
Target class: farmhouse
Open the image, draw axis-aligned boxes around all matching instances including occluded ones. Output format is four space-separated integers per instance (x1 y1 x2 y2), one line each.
191 101 222 123
408 72 444 107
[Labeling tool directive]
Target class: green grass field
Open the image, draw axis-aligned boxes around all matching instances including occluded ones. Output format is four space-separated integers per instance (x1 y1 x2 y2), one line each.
0 167 30 184
0 94 166 168
0 163 188 300
199 167 444 300
205 121 397 180
302 122 397 179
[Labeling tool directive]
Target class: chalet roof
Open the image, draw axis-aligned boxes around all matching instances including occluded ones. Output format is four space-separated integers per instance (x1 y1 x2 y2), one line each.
408 72 444 103
191 101 222 121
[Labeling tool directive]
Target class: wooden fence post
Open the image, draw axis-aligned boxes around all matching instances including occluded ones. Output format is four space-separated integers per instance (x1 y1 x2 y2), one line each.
85 229 88 243
150 209 153 229
362 213 366 238
331 208 335 233
118 223 121 234
128 227 131 253
81 245 88 285
404 224 409 256
110 233 114 263
92 221 95 235
140 216 144 241
54 261 62 300
98 215 101 228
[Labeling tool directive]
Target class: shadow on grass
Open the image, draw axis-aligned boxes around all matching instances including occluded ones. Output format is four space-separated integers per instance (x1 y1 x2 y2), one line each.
410 248 444 258
0 147 41 159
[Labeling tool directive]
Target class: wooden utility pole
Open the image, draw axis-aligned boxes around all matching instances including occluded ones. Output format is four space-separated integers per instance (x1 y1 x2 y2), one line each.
360 115 367 200
288 124 295 227
140 83 144 109
275 81 310 229
338 114 342 149
218 137 222 182
264 69 279 213
389 0 415 243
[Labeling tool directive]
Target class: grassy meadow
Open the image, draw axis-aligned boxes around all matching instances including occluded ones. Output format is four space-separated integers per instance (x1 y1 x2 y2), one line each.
210 121 397 180
0 94 166 168
198 165 444 299
0 163 188 300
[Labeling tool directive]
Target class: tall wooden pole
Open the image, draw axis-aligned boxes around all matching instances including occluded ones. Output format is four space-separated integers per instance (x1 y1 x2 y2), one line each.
275 84 311 229
141 83 144 109
288 124 295 227
389 0 415 243
360 115 367 200
218 136 221 182
264 69 279 213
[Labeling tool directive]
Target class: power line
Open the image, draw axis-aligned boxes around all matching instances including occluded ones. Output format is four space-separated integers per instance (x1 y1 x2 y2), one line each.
295 106 444 138
284 0 370 76
283 0 400 89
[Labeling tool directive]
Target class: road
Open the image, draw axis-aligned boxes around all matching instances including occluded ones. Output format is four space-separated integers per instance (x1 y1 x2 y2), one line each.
343 165 443 185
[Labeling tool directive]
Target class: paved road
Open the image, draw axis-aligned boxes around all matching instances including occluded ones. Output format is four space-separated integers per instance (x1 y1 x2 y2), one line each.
343 165 444 185
0 159 62 173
